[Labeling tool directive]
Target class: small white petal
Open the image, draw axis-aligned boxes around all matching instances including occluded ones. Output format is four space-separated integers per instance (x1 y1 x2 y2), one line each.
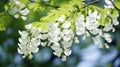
18 30 28 37
103 33 112 43
64 49 72 56
20 8 30 16
103 23 113 32
28 54 33 59
25 24 32 30
53 48 62 57
74 37 79 43
14 14 19 18
18 48 23 54
93 35 101 44
62 55 66 61
57 15 65 22
62 20 71 28
40 34 48 40
21 16 27 20
41 42 47 47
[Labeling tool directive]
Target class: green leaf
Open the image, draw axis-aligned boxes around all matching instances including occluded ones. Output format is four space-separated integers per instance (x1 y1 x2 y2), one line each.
32 22 49 32
0 13 13 31
114 0 120 10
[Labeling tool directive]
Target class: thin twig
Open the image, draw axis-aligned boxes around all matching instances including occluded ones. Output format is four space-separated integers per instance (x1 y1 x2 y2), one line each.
83 0 100 8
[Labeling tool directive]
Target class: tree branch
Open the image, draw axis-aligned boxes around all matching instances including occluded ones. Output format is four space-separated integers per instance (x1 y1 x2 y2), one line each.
83 0 100 8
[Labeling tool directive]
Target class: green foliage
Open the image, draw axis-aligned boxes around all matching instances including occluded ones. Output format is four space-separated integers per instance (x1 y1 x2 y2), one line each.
0 13 13 31
114 0 120 10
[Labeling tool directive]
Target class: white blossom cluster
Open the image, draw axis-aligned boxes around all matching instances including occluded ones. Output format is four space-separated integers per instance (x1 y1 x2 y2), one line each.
18 24 41 59
48 16 75 61
75 10 119 49
18 9 119 61
9 0 30 20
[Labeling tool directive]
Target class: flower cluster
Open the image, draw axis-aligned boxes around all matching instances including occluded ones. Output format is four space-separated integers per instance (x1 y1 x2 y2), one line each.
75 10 119 48
9 0 29 20
48 17 75 61
18 24 41 59
18 9 119 61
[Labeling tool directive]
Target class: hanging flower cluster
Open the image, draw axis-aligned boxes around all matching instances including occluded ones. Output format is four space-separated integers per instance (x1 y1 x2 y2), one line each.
18 24 41 59
18 9 119 61
17 0 120 61
9 0 29 20
75 10 119 49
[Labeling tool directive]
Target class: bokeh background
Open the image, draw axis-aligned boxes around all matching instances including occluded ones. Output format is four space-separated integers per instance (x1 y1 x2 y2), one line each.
0 0 120 67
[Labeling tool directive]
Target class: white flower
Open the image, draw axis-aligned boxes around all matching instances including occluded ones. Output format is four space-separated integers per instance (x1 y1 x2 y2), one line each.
57 15 65 22
103 23 113 32
74 37 79 43
90 28 99 35
41 42 47 47
19 37 30 44
93 35 101 45
104 43 110 49
61 40 73 48
48 22 61 43
62 29 74 42
30 27 41 38
62 55 66 61
18 4 25 11
9 7 18 15
20 8 30 16
87 10 98 22
86 10 99 30
40 34 48 40
18 30 28 37
103 33 112 43
75 15 85 35
62 20 71 28
31 38 41 46
15 1 21 6
64 48 72 56
14 14 19 18
18 44 32 58
53 48 62 57
25 24 32 30
21 16 27 20
112 14 119 26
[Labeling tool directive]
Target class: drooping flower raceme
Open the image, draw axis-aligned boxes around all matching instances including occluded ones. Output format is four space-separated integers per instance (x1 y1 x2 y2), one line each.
18 24 41 59
9 0 30 20
18 9 119 61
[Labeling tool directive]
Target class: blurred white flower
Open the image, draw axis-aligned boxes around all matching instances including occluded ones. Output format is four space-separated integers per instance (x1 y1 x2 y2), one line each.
103 33 112 43
64 48 72 56
20 8 30 16
103 23 113 32
112 14 119 26
75 15 85 35
25 23 32 30
62 20 71 29
93 35 101 45
62 55 66 61
57 15 65 22
21 16 27 20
